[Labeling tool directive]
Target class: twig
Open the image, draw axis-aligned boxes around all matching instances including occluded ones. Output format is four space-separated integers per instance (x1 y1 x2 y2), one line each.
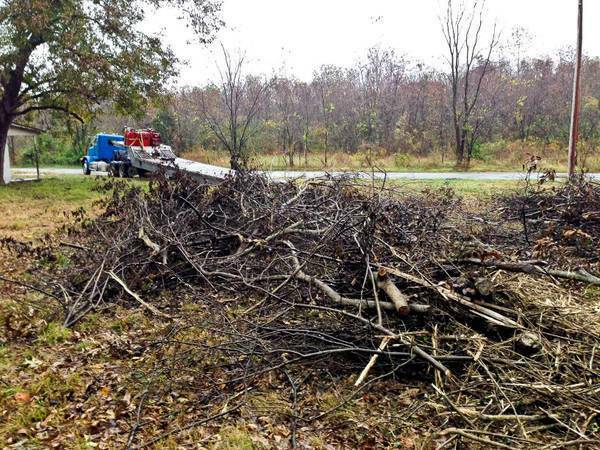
0 274 62 302
59 241 90 251
107 271 172 319
432 383 476 428
437 427 517 449
354 336 392 386
462 258 600 286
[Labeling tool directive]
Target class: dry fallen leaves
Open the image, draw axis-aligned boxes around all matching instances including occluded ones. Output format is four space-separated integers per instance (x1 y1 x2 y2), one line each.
99 386 111 398
14 391 31 404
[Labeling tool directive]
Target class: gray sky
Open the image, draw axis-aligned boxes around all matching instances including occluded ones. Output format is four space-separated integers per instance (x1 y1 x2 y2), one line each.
150 0 598 85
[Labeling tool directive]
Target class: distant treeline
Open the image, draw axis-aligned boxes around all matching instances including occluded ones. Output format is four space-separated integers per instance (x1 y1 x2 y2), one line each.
26 47 600 169
151 49 600 167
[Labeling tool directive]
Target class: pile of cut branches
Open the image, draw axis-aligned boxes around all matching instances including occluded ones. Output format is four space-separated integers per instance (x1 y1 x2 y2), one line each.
22 173 600 448
502 175 600 261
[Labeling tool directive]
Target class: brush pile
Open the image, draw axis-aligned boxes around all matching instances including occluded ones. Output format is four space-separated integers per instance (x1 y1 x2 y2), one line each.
502 175 600 264
32 173 600 447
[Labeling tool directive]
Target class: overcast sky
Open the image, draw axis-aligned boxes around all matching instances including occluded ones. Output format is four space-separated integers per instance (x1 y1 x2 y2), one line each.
151 0 598 86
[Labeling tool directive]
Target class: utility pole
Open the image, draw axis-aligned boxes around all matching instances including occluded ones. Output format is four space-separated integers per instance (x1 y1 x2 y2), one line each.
567 0 583 178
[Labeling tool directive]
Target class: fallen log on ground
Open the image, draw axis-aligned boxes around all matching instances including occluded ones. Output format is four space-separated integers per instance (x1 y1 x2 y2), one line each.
462 257 600 285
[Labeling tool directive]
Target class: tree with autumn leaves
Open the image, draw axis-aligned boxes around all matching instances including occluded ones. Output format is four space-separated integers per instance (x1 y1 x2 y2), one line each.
0 0 222 183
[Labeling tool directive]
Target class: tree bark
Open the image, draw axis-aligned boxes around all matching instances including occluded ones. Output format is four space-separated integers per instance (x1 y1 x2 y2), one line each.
230 153 241 171
376 268 409 315
0 43 36 184
0 113 13 185
324 130 328 166
9 136 16 165
303 131 308 166
454 124 465 167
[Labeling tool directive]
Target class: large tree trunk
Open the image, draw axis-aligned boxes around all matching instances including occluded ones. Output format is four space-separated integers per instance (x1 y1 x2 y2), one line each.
0 45 34 184
0 114 13 185
9 137 16 165
230 152 241 172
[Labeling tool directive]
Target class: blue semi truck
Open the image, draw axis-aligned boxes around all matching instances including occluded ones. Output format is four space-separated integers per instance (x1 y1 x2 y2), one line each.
80 128 229 183
81 133 134 177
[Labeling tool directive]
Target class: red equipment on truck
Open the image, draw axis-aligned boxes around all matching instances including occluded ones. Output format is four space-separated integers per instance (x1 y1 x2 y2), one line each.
123 127 161 148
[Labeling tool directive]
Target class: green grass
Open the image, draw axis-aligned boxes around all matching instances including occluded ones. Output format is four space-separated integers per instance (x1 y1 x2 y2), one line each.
37 322 72 345
0 175 148 240
0 176 104 241
0 176 101 204
217 426 257 449
12 163 80 169
388 179 524 197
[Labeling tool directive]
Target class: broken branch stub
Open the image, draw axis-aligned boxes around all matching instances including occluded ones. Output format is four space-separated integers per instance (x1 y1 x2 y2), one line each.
376 268 410 315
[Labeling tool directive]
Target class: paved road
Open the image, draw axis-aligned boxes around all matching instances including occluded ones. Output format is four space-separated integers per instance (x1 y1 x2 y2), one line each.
12 166 599 181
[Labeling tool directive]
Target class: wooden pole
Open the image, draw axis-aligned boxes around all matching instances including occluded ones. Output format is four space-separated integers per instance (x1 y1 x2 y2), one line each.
9 136 16 165
567 0 583 178
34 136 40 180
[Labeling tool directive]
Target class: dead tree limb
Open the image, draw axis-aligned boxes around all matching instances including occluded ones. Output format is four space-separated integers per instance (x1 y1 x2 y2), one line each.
108 271 172 319
376 265 521 329
376 268 409 315
289 252 429 314
354 336 392 386
462 258 600 286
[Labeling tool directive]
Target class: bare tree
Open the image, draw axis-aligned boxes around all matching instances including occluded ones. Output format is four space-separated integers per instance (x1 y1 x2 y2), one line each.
314 66 342 165
296 81 315 166
441 0 499 167
273 78 302 167
509 26 533 75
199 45 271 170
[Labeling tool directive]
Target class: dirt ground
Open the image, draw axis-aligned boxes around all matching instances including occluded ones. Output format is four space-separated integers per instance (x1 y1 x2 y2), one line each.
1 175 598 449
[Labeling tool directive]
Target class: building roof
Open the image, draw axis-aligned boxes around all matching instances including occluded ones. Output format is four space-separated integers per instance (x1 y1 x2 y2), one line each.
8 122 44 136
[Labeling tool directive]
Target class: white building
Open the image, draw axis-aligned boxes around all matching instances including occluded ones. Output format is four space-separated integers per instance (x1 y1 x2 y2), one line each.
4 123 43 183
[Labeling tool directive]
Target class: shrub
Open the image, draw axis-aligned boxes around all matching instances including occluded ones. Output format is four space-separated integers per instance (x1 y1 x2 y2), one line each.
18 134 83 166
394 153 412 168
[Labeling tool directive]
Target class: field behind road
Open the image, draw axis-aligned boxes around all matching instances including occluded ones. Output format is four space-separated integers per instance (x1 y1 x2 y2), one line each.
181 147 600 173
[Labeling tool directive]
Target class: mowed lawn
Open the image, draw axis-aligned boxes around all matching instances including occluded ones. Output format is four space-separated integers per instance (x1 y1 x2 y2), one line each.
0 176 145 241
0 177 103 241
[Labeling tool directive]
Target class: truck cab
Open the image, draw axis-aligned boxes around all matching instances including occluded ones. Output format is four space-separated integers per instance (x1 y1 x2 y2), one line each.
81 133 125 175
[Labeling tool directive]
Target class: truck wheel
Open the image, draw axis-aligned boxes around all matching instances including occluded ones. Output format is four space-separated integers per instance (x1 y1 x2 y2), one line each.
83 160 91 175
108 165 118 177
118 164 127 178
126 166 138 178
